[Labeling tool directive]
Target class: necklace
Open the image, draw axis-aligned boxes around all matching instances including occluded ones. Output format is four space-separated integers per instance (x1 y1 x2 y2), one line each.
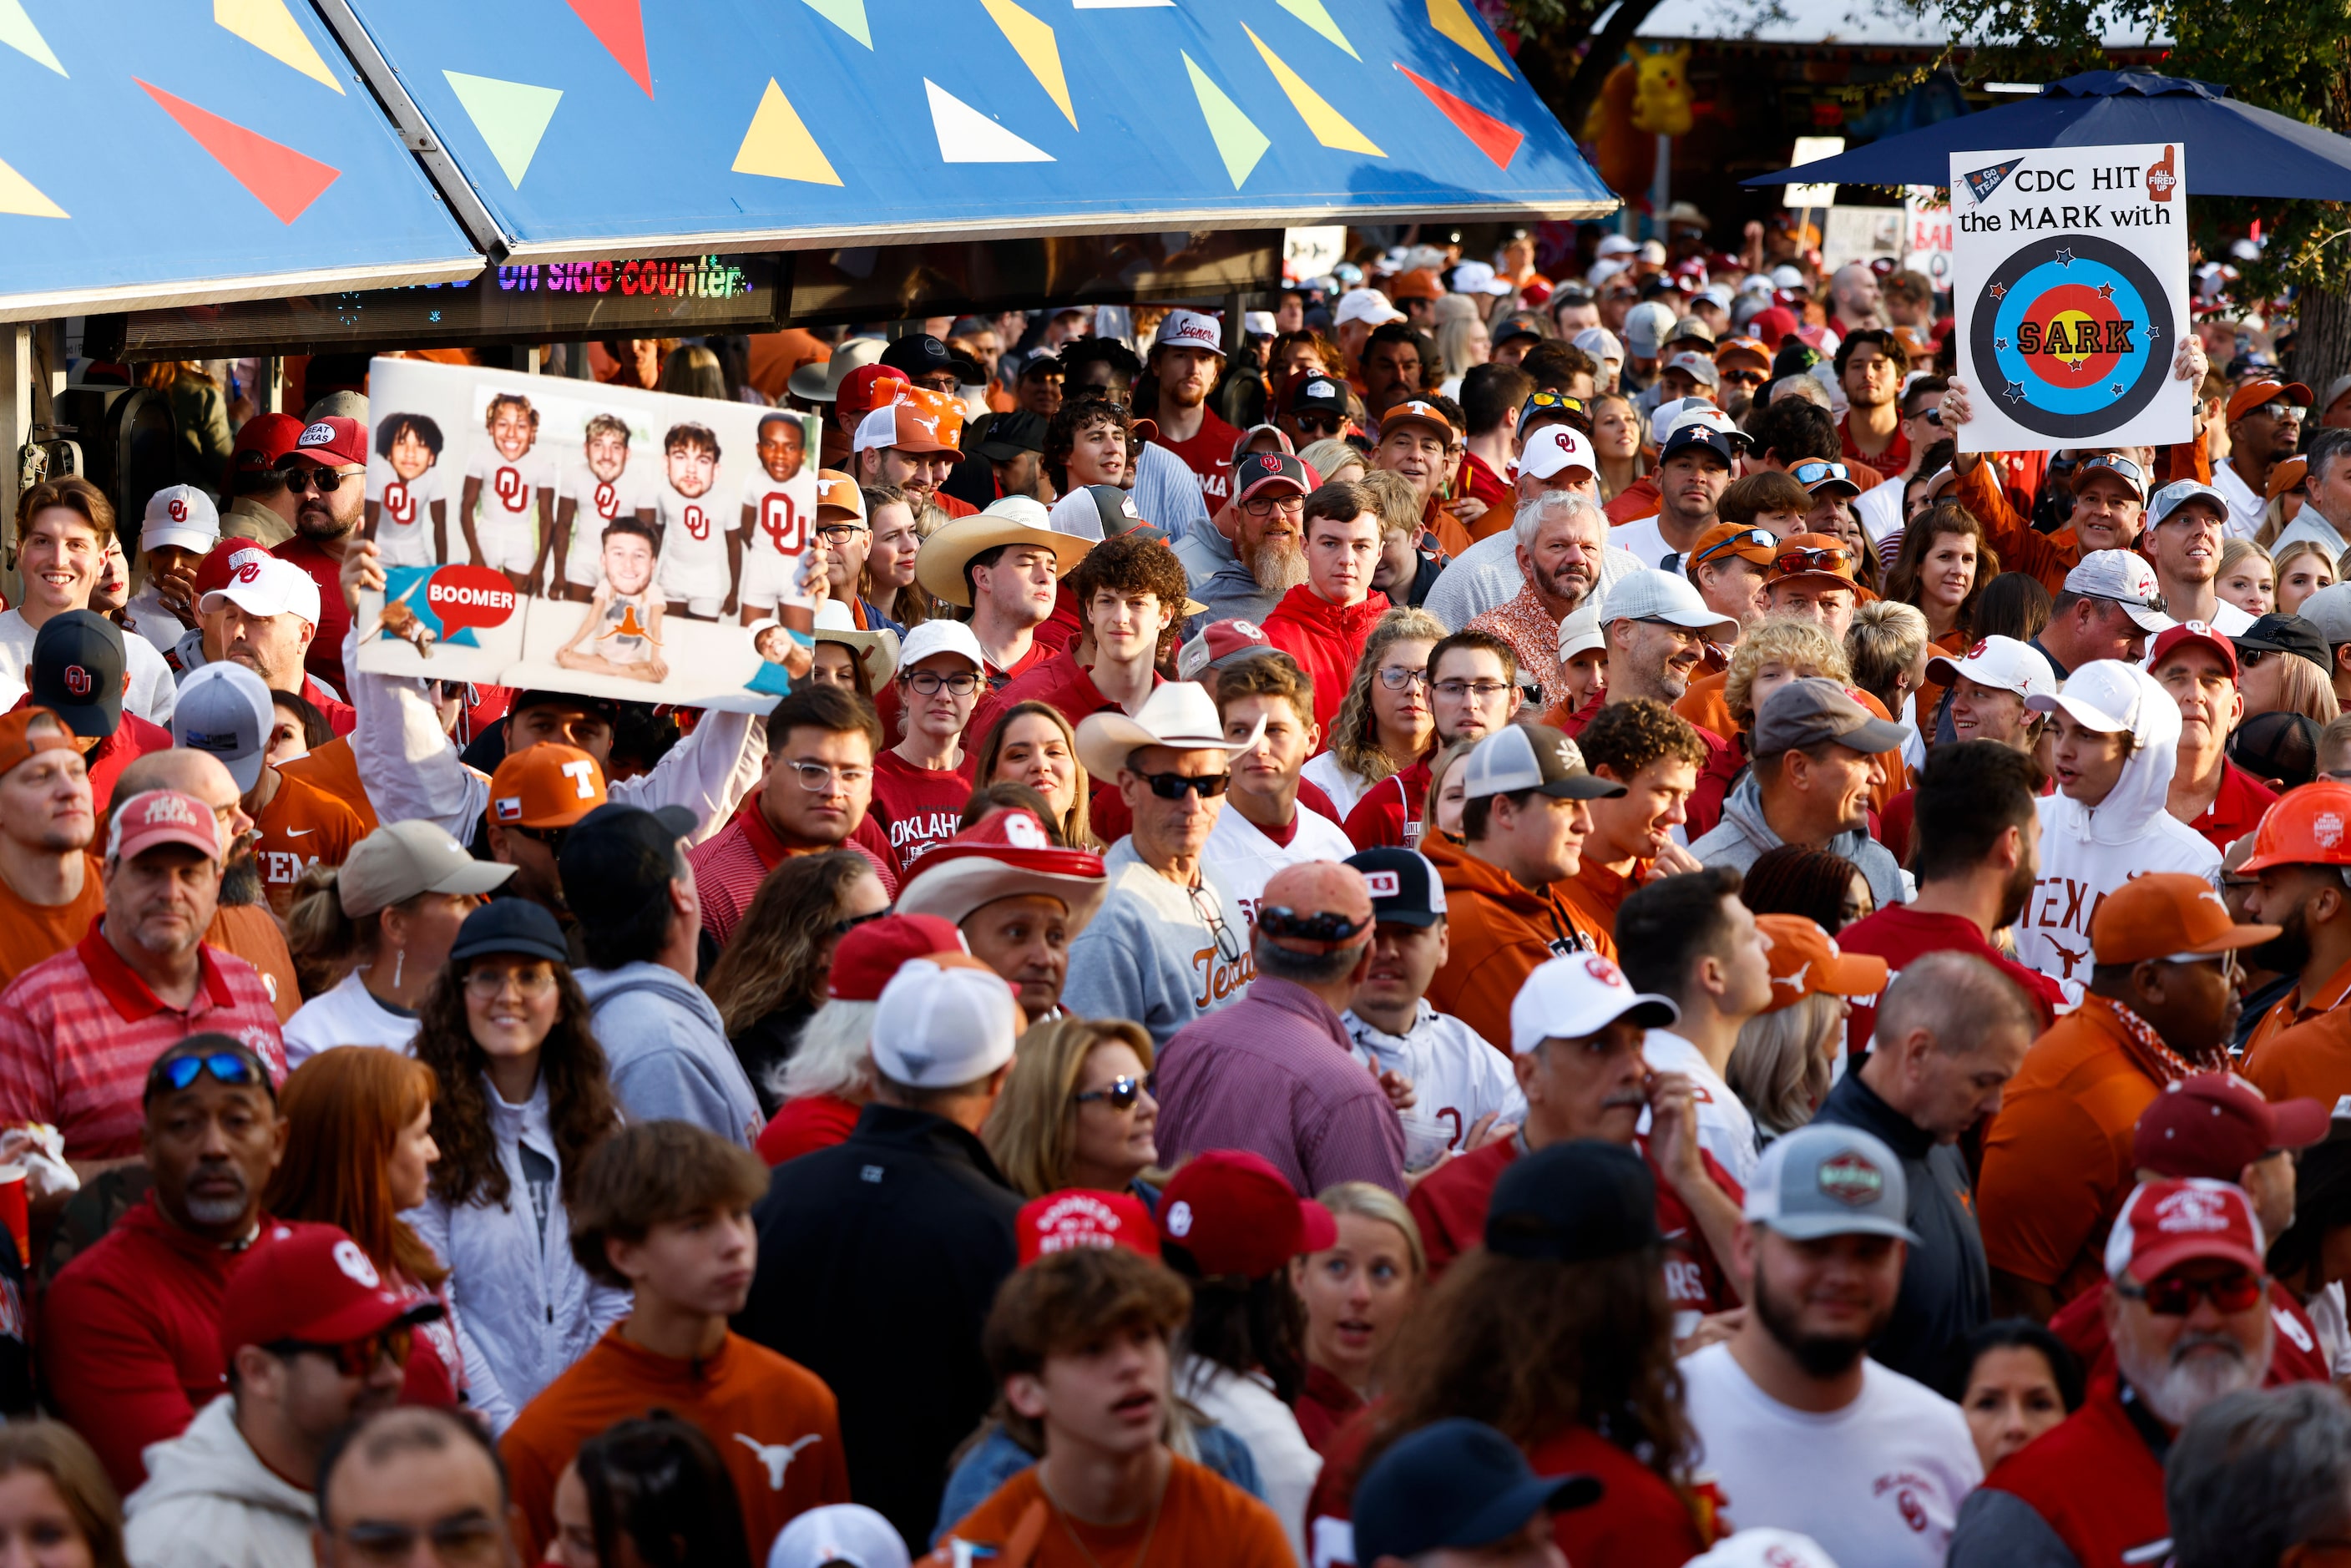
1037 1461 1167 1568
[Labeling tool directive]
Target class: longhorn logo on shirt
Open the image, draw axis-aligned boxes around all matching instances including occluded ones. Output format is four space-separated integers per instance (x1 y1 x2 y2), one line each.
493 465 526 510
167 498 189 523
684 504 710 541
732 1433 822 1492
1818 1151 1885 1206
60 664 90 697
760 493 803 554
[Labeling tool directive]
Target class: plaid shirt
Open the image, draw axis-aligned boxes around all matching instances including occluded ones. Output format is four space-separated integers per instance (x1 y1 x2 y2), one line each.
1467 586 1570 711
0 924 284 1162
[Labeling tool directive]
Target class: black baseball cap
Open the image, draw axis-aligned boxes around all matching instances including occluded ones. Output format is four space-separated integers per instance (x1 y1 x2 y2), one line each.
1484 1140 1661 1262
32 610 124 739
879 333 959 382
1346 847 1446 928
2230 708 2321 788
2233 612 2333 675
1352 1419 1600 1563
556 802 697 934
1283 372 1348 417
1492 319 1546 352
1075 484 1149 539
976 410 1049 461
447 898 571 967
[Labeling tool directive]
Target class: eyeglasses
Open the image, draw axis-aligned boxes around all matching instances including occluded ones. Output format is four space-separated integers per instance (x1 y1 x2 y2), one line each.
149 1049 266 1096
1074 1073 1155 1110
1377 665 1432 691
275 465 361 493
463 967 557 998
833 904 892 937
902 670 981 696
1187 883 1244 964
786 760 872 792
1139 771 1230 800
1773 546 1850 577
1433 678 1513 701
814 522 869 543
2116 1270 2265 1316
1691 528 1775 569
1257 905 1371 943
1241 493 1306 518
269 1324 413 1379
1789 461 1853 489
330 1513 505 1566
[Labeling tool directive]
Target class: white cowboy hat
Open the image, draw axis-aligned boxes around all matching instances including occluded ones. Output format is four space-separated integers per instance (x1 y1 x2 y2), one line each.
1074 681 1264 782
913 496 1094 609
811 599 898 686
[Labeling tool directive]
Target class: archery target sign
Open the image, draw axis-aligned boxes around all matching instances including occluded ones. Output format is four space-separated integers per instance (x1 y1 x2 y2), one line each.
1949 141 2191 453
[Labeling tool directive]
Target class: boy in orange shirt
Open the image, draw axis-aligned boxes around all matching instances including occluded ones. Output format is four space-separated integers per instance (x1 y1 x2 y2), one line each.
932 1242 1292 1567
502 1121 848 1564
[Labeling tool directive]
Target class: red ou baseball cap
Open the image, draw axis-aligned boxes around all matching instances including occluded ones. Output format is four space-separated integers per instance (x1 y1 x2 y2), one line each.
2134 1072 2329 1181
826 913 968 1002
1156 1150 1337 1278
2103 1177 2269 1282
283 416 367 468
2147 619 2240 680
220 1222 442 1362
1018 1190 1162 1267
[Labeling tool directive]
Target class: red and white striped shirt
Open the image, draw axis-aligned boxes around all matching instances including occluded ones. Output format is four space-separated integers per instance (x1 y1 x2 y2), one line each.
0 925 284 1161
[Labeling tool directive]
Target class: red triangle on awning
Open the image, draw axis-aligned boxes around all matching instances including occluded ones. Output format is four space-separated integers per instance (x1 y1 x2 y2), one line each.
562 0 653 96
136 80 340 225
1395 63 1523 169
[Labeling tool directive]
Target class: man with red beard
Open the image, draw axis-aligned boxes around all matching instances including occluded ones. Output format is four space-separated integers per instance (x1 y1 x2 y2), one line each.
1146 310 1240 510
1176 453 1312 627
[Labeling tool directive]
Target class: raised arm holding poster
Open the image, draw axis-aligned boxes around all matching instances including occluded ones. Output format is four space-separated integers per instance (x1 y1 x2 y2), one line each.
1949 141 2191 453
351 357 818 706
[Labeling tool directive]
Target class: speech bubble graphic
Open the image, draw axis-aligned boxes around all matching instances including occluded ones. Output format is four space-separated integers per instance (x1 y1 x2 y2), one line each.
384 563 520 649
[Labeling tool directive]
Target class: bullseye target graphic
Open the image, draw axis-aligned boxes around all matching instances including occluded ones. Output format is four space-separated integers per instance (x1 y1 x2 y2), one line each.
1969 234 2172 440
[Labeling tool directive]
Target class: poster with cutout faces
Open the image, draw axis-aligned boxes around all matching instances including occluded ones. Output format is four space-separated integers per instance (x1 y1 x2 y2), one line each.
352 357 817 706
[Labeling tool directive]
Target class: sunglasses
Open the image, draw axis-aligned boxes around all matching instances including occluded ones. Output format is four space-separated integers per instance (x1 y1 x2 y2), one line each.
275 465 359 494
1140 771 1230 800
149 1049 267 1096
833 904 892 937
1691 528 1775 569
269 1324 413 1379
1291 411 1344 436
1789 460 1853 488
1257 905 1371 943
1519 392 1587 422
2116 1271 2265 1316
1074 1073 1155 1110
1773 547 1850 576
508 822 570 856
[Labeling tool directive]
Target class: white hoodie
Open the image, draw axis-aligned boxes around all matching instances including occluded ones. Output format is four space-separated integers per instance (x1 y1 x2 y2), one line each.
2017 661 2220 1001
124 1395 313 1568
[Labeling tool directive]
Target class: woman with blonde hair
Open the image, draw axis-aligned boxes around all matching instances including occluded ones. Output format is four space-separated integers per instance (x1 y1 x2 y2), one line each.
1727 914 1878 1142
972 700 1095 848
0 1422 126 1568
702 850 891 1111
983 1016 1159 1200
2274 537 2338 615
2242 642 2344 727
1422 736 1480 843
1844 599 1931 732
1433 296 1490 399
1297 438 1367 487
1589 390 1646 503
1290 1183 1425 1448
1303 606 1445 817
261 1046 463 1405
2217 538 2278 618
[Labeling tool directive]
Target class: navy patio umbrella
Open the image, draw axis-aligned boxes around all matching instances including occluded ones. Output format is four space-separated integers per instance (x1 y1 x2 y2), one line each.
1744 71 2351 199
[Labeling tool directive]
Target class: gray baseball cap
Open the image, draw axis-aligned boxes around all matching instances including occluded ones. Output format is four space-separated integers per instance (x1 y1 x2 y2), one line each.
1743 1124 1919 1243
171 660 272 792
1752 676 1907 759
2298 581 2351 649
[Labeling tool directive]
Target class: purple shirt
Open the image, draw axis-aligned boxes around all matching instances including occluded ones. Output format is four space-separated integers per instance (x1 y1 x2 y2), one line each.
1152 977 1408 1197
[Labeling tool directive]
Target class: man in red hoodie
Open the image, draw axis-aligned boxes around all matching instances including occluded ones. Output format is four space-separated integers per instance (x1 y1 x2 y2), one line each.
1261 480 1389 731
42 1034 286 1493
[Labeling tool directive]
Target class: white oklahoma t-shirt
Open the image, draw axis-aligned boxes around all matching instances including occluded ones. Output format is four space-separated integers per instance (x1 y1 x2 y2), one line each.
1681 1342 1983 1568
1639 1029 1759 1187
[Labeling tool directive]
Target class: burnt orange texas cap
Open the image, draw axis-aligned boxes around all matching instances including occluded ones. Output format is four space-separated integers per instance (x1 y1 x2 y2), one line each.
2090 872 2278 966
0 706 78 780
488 742 608 830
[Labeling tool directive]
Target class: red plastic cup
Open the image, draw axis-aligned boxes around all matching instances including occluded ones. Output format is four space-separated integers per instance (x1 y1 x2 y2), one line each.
0 1166 28 1267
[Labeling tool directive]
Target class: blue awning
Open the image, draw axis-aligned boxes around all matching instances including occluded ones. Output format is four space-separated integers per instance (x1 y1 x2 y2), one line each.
322 0 1616 262
0 0 480 321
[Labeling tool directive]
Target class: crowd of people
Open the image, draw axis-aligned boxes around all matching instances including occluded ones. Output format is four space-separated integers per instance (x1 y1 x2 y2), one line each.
6 222 2351 1568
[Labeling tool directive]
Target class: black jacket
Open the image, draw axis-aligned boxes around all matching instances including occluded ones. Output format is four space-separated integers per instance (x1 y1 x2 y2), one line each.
1812 1070 1990 1387
736 1103 1021 1551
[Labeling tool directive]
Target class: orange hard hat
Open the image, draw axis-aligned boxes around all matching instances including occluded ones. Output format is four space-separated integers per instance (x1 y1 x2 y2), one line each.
2238 781 2351 873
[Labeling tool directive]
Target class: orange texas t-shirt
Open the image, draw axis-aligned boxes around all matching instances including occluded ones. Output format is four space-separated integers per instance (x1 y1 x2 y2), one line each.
933 1454 1293 1568
252 771 368 917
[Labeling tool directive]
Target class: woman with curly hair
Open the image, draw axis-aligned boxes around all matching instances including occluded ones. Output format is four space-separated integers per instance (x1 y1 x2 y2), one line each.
702 850 890 1112
1302 606 1444 817
407 898 626 1435
1722 618 1852 736
972 701 1095 848
982 1017 1159 1200
1322 1141 1707 1565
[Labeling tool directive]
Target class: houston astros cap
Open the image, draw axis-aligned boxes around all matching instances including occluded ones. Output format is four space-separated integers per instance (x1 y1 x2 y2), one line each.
31 610 125 739
1743 1123 1919 1243
172 660 273 792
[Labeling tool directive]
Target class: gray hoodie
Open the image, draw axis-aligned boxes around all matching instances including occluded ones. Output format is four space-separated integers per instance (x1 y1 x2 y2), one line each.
124 1395 313 1568
576 961 763 1148
1690 771 1908 910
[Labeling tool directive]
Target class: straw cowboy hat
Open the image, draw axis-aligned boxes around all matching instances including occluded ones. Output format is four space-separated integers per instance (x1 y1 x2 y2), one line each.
913 495 1094 609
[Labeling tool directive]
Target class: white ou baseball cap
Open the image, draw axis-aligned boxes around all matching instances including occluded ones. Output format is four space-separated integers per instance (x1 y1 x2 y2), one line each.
141 485 220 556
199 553 321 629
1600 569 1741 639
869 957 1024 1088
1557 602 1605 661
895 618 987 672
1925 634 2056 703
2063 549 2171 632
1334 289 1408 329
1152 308 1226 357
767 1505 911 1568
2027 659 2160 736
1520 424 1596 483
1509 952 1677 1055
